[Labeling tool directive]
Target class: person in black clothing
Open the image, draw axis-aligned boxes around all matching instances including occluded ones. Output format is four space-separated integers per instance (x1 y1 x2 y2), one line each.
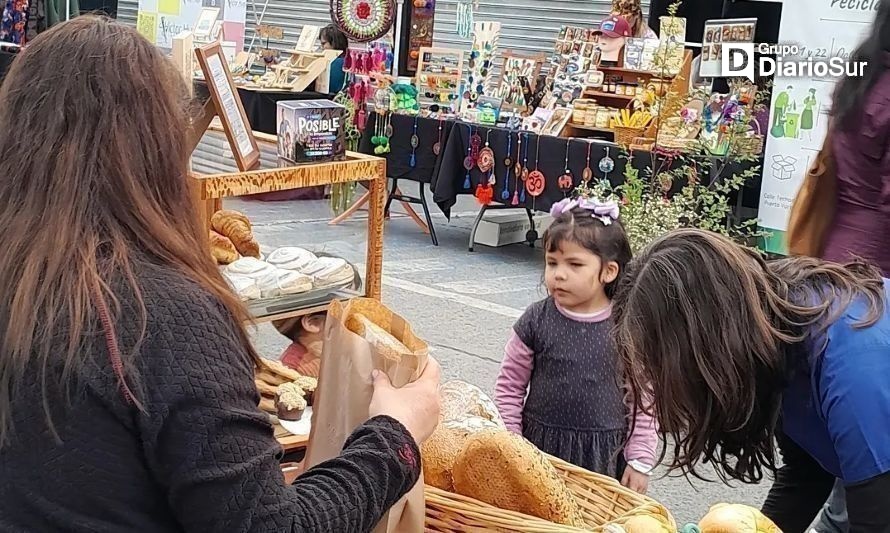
0 16 441 532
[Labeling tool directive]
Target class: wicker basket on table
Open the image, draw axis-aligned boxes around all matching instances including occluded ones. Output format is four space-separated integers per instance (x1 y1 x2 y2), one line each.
425 454 676 532
613 125 647 148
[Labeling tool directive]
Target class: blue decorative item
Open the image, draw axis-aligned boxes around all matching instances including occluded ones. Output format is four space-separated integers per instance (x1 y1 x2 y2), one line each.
501 132 512 200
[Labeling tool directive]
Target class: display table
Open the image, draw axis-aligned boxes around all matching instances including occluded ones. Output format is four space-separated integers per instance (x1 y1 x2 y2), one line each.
190 125 387 323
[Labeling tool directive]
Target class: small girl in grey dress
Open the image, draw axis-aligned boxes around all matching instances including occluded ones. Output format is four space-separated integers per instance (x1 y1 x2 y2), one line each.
494 197 658 494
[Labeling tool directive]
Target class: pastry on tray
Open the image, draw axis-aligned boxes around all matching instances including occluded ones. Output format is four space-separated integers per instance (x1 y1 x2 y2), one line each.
211 210 261 258
303 256 356 289
223 273 261 301
255 269 313 299
276 383 308 421
210 230 239 265
266 247 318 272
293 375 318 406
226 257 276 280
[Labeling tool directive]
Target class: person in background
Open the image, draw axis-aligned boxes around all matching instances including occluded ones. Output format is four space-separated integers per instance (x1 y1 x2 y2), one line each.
810 3 890 529
494 197 658 495
612 229 890 532
0 16 441 532
320 24 348 94
611 0 658 39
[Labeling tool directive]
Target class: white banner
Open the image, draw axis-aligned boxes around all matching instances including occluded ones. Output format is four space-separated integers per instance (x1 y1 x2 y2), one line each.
758 0 875 252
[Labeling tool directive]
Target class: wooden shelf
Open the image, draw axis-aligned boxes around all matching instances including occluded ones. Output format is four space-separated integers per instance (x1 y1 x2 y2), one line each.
567 123 615 135
599 65 666 76
583 90 634 101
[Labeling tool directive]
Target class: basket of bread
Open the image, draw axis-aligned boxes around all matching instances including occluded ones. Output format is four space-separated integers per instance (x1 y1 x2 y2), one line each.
423 381 676 533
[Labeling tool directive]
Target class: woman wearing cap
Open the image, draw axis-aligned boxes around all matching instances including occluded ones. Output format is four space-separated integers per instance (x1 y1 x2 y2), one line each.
612 0 657 39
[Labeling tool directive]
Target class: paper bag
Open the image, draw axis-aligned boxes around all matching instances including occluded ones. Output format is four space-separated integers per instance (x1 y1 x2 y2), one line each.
304 298 429 533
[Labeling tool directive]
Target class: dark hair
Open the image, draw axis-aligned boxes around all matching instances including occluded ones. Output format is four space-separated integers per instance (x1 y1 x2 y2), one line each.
543 207 632 299
612 229 885 483
321 24 349 57
832 0 890 126
273 253 362 340
0 16 257 447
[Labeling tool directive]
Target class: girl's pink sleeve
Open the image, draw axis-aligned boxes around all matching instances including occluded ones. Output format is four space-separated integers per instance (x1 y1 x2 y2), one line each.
494 331 534 434
623 388 659 471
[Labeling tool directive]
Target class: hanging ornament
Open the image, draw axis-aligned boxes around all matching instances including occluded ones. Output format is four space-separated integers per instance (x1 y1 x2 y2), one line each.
456 0 474 39
558 139 574 193
501 132 513 201
409 115 419 168
463 125 475 189
598 146 615 180
514 132 524 176
526 135 545 198
432 117 444 156
331 0 396 42
477 130 494 172
582 140 593 184
470 129 483 165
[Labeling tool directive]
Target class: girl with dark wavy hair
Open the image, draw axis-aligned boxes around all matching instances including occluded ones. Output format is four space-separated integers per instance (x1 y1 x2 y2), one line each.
612 229 890 532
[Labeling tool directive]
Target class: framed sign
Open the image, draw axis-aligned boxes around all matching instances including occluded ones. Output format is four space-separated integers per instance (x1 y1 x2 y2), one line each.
699 17 757 78
193 7 221 40
296 25 321 52
195 42 260 171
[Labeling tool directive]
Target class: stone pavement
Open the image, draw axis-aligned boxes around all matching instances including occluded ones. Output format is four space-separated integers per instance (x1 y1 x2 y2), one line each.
232 192 770 525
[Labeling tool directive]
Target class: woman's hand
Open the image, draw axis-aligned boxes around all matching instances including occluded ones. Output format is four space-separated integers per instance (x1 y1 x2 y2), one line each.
369 357 441 445
621 466 650 495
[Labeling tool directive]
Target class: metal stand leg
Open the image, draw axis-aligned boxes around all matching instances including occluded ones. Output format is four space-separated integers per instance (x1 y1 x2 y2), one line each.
384 177 398 217
419 183 438 246
468 205 489 252
525 207 538 247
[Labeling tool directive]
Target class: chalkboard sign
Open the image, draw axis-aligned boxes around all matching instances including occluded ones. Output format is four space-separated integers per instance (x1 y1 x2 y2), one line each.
194 41 260 171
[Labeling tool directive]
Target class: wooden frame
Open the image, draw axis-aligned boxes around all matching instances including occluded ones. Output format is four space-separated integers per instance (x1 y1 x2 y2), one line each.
194 42 261 171
415 47 464 112
190 126 387 321
193 7 220 40
497 50 546 114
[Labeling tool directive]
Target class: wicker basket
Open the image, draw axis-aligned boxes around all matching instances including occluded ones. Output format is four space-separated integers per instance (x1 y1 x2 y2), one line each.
613 125 647 147
425 454 676 532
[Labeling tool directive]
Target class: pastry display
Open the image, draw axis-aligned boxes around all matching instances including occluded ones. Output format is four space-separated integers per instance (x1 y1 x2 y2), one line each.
267 246 318 272
223 273 261 301
211 210 261 258
226 257 277 280
303 256 356 289
276 383 307 421
255 269 313 298
451 430 585 527
210 230 239 264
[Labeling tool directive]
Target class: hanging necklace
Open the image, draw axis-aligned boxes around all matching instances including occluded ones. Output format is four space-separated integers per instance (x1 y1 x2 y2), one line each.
514 131 524 176
501 132 513 201
558 138 574 194
526 135 546 200
470 127 483 165
432 117 444 156
582 140 593 184
598 146 615 180
520 132 529 203
409 115 419 168
463 124 475 189
477 129 494 173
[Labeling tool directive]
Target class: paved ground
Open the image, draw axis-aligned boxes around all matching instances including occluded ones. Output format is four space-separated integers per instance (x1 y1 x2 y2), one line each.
231 191 770 526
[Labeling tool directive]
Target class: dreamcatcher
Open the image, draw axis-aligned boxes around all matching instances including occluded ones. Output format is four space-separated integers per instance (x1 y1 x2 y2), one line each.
331 0 397 42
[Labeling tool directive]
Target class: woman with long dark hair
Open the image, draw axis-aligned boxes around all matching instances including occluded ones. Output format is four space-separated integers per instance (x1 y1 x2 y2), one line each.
612 229 890 532
823 0 890 275
0 16 441 531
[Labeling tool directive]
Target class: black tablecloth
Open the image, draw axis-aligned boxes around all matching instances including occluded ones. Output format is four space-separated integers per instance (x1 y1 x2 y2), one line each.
433 122 763 219
195 81 331 135
358 113 454 184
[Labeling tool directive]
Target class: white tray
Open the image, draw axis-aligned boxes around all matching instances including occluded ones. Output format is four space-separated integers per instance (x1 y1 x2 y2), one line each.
279 406 313 436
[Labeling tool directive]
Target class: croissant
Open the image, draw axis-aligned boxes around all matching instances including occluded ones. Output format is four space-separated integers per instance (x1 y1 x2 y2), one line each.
211 210 260 258
210 230 239 264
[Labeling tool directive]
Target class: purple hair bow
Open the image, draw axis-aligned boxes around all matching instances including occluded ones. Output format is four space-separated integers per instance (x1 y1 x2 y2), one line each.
549 197 620 225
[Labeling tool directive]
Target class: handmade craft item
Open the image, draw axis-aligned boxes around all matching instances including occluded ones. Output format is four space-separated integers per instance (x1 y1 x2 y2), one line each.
371 112 392 155
558 139 574 194
409 115 419 168
433 117 444 156
501 132 513 201
463 124 475 189
477 130 495 173
330 0 396 42
582 140 593 184
598 146 615 180
520 132 530 203
526 136 545 198
456 0 475 38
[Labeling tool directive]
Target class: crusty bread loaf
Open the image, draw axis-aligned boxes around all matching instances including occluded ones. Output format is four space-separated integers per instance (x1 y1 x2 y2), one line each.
452 430 585 527
439 380 505 427
345 313 411 362
210 230 239 264
421 416 501 492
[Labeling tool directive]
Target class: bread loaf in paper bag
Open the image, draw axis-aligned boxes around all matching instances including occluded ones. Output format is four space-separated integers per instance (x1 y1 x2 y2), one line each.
304 298 428 533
